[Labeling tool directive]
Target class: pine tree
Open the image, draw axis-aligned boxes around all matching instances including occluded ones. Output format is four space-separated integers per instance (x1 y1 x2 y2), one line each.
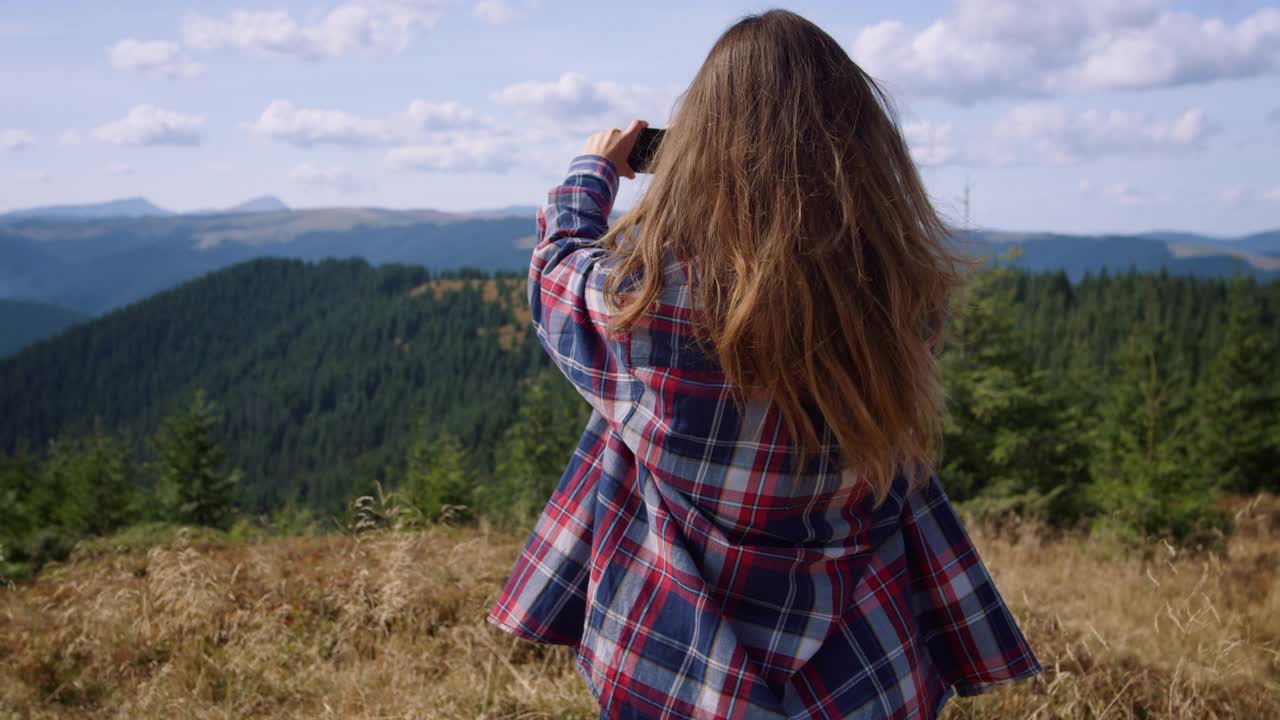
940 259 1090 523
152 388 240 529
59 420 135 535
402 429 471 524
1088 324 1223 544
486 368 590 522
1195 275 1280 493
37 436 83 531
0 444 40 553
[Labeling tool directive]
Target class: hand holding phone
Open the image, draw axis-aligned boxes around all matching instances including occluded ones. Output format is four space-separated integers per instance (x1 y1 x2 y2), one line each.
581 120 651 179
627 128 665 174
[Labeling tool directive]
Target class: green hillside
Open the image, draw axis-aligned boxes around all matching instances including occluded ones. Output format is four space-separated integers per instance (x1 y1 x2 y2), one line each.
0 299 84 357
0 258 550 511
1 259 1277 554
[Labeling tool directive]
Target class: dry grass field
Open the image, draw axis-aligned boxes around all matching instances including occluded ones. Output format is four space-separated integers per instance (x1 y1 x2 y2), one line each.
1 498 1276 719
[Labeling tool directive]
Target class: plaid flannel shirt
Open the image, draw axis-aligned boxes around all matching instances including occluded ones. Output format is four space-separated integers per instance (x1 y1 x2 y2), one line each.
486 154 1041 719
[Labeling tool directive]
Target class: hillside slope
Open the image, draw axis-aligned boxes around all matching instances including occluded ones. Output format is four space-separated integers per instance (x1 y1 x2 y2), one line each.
0 258 545 510
3 259 1276 517
0 299 84 357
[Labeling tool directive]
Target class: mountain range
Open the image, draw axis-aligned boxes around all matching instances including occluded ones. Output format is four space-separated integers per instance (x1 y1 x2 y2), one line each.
0 202 537 315
954 229 1280 281
0 195 290 223
1 195 1276 358
1138 229 1280 256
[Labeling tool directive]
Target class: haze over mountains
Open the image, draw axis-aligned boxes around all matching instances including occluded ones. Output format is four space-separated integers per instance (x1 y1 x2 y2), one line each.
0 198 537 314
1 195 1276 358
0 195 291 222
956 228 1280 282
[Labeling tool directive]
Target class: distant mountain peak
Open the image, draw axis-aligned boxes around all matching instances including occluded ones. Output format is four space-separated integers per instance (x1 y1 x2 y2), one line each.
227 195 289 213
0 197 172 223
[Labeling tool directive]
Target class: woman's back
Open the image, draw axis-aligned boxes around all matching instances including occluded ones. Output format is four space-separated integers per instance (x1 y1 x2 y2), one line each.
487 154 1040 718
487 9 1040 718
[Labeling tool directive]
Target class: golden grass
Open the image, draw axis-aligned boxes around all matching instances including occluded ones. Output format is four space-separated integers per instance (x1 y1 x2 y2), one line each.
943 496 1279 719
1 499 1276 719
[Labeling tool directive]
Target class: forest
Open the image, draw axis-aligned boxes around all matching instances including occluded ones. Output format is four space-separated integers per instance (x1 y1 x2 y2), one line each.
1 257 1277 579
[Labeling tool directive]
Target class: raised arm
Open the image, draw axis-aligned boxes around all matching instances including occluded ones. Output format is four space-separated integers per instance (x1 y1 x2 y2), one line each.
528 120 648 430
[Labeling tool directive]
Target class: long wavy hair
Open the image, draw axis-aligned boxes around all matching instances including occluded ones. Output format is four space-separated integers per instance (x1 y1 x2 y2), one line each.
598 9 963 502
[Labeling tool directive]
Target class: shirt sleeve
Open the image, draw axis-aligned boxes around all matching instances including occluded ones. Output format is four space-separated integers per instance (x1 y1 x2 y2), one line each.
528 154 638 430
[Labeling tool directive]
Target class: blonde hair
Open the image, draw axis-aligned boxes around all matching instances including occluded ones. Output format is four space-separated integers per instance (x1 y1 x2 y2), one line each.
598 9 962 502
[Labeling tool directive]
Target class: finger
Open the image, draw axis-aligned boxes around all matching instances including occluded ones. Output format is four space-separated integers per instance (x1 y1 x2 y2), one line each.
620 119 648 143
617 120 647 179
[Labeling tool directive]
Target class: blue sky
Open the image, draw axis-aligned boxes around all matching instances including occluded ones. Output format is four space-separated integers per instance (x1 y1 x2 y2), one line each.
1 0 1278 235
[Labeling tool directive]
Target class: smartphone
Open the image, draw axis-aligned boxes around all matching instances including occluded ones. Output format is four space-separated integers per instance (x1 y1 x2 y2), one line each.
627 128 665 174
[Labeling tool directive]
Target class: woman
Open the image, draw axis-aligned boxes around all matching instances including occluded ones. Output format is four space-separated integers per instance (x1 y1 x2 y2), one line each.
487 9 1040 719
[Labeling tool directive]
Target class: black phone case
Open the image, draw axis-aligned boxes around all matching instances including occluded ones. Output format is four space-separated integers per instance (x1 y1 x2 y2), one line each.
627 128 665 173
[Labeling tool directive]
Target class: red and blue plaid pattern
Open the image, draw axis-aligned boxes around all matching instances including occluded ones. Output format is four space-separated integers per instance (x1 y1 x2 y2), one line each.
487 155 1041 719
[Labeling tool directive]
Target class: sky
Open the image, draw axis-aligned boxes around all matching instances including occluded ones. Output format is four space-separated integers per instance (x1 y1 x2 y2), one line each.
1 0 1278 235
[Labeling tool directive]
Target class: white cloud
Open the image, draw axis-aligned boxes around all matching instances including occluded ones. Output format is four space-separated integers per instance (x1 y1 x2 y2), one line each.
105 162 134 176
852 0 1280 103
1 129 34 151
903 121 956 166
989 105 1216 164
249 99 495 148
1263 186 1280 203
251 76 670 169
108 39 203 78
290 163 365 193
385 137 511 173
474 1 520 24
92 105 206 146
15 169 49 183
183 1 443 60
60 129 81 145
1080 178 1171 206
250 100 391 146
1103 182 1149 206
251 98 519 173
404 100 489 131
492 72 676 132
898 105 1214 168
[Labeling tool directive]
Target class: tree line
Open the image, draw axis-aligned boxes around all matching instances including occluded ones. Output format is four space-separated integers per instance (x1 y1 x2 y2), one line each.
939 259 1278 544
0 258 544 514
1 389 238 577
2 258 1277 578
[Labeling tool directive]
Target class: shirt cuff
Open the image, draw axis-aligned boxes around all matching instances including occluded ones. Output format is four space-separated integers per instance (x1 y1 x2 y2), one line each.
566 154 620 201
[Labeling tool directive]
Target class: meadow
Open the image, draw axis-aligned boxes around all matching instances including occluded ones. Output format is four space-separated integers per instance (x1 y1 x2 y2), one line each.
2 496 1276 719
